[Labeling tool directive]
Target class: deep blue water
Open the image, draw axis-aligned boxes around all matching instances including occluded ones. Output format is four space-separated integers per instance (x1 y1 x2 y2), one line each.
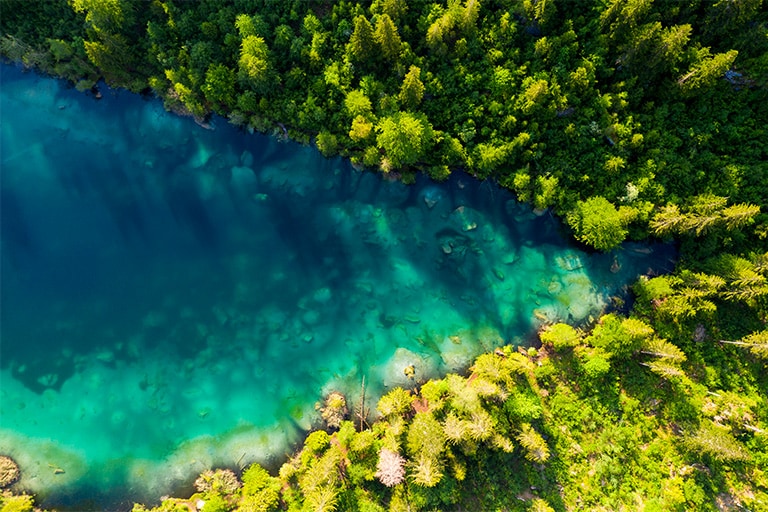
0 64 675 509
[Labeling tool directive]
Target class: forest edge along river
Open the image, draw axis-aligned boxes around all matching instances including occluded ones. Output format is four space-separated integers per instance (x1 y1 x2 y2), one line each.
0 65 674 509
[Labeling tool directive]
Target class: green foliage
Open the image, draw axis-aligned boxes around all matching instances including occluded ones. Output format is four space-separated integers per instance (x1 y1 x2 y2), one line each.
348 15 375 62
678 50 738 96
650 195 761 238
71 0 123 33
202 64 236 108
6 0 768 509
377 387 414 418
567 196 628 251
373 14 401 62
406 412 446 461
517 423 550 463
376 112 434 168
539 323 581 351
239 35 270 85
686 421 751 462
241 464 280 511
200 495 228 512
399 65 424 109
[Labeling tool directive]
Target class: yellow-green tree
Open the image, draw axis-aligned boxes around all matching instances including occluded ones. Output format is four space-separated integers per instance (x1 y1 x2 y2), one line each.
567 196 628 251
398 65 424 109
376 112 434 168
374 14 401 61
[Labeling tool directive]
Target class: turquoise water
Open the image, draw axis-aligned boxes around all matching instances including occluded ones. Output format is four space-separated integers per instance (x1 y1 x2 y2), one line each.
0 65 674 509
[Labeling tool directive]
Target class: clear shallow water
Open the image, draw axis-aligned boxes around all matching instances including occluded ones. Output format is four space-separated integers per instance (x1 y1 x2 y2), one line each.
0 65 675 509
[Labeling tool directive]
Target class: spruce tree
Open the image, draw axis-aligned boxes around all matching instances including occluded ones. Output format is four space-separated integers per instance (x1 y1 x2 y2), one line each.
398 65 424 108
374 14 402 61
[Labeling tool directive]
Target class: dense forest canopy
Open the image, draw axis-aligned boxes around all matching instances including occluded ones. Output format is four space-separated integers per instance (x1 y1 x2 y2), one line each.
2 0 767 251
1 0 767 511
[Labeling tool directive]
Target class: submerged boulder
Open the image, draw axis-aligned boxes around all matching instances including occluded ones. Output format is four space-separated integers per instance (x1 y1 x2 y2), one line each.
420 185 445 210
230 166 257 188
449 206 480 232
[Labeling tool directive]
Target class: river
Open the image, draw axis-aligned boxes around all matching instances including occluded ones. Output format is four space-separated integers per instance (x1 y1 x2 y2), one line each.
0 65 674 509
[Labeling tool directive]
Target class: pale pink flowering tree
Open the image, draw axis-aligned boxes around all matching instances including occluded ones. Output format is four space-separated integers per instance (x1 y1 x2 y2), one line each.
375 448 406 487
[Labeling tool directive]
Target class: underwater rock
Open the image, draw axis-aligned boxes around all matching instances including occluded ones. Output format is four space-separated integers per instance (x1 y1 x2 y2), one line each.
547 279 562 295
420 186 445 209
610 256 621 274
0 456 20 488
439 337 479 373
450 206 480 232
302 310 320 326
95 350 114 364
313 287 332 303
36 373 59 387
240 150 254 167
230 166 256 188
556 252 584 271
567 299 594 322
533 306 560 325
435 228 471 261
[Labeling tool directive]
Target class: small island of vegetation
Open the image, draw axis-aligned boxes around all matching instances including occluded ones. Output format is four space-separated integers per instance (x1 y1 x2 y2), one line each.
1 0 766 510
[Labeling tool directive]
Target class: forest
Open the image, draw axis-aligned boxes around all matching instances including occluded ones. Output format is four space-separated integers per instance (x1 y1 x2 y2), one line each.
1 0 767 510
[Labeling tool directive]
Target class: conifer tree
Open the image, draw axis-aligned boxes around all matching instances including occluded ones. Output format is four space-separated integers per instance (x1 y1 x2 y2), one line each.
721 203 761 231
678 49 738 95
398 65 424 108
348 15 376 62
517 424 550 463
239 35 270 86
650 204 690 237
719 330 768 359
374 14 401 61
370 0 408 24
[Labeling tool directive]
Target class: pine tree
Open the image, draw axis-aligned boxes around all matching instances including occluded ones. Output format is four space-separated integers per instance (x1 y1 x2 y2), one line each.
410 452 444 487
721 203 761 231
517 423 550 463
655 24 692 71
640 337 686 362
442 412 468 444
398 65 424 108
719 330 768 359
686 421 751 462
374 448 406 487
376 112 434 168
348 15 375 62
566 196 628 251
650 204 690 237
374 14 402 61
678 49 738 95
370 0 408 24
